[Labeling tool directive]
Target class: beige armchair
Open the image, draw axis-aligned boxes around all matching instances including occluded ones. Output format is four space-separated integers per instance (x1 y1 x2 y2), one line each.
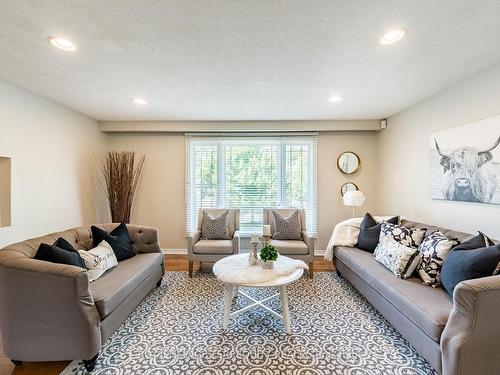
263 208 315 277
187 208 240 277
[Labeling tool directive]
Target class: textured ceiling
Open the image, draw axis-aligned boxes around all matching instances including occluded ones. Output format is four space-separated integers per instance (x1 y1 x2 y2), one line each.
1 0 500 121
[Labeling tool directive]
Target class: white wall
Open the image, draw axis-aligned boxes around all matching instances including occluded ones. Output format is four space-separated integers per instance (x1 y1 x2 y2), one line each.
378 63 500 239
107 131 380 251
0 81 107 248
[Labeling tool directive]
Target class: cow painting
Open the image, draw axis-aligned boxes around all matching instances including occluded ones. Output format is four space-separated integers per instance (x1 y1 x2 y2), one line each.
434 136 500 203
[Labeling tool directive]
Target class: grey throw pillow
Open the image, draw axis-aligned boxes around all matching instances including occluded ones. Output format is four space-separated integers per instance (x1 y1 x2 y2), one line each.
201 210 231 240
271 210 302 240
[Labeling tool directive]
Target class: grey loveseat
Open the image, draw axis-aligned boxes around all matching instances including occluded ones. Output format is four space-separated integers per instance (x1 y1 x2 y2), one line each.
333 219 500 375
0 223 164 371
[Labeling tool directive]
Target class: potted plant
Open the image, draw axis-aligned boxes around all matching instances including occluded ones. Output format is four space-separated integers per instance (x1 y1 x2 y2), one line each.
259 244 279 269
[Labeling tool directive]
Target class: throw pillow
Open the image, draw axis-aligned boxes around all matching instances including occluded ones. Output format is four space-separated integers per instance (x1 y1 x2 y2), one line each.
374 235 422 279
201 210 231 240
53 237 78 252
91 223 135 261
417 231 459 287
357 213 400 253
450 231 494 251
34 240 86 269
78 240 118 282
380 222 427 248
272 210 302 240
441 243 500 296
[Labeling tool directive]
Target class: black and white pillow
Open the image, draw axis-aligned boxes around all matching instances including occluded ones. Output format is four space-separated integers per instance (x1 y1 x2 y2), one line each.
272 210 302 240
374 235 421 279
417 231 459 287
201 210 231 240
380 223 427 248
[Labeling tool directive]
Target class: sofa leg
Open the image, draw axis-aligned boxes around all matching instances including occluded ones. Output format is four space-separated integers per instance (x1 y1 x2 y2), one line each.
83 353 99 372
11 359 22 366
188 261 193 277
156 279 162 287
308 263 314 278
336 270 342 277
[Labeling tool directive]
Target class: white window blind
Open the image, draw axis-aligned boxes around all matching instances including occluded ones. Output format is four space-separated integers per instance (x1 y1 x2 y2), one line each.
185 134 317 236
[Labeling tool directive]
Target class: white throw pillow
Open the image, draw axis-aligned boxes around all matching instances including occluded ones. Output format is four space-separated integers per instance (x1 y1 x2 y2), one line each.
78 240 118 282
374 235 421 279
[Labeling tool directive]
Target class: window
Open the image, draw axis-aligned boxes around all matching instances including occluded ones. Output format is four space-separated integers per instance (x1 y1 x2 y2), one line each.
185 134 317 235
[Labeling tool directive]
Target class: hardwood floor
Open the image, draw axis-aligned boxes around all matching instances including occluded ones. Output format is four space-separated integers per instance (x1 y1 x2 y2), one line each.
0 255 333 375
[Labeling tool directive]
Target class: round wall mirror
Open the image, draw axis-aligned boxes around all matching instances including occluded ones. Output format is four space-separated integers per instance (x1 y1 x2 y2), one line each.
337 151 360 174
341 182 359 196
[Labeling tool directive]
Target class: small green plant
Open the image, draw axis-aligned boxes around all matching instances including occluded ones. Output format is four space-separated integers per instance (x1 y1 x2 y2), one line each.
260 245 278 262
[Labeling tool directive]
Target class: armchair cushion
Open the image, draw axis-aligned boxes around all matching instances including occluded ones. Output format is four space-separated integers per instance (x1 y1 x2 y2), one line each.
193 240 233 254
91 223 135 261
271 210 302 240
270 240 309 255
201 210 231 240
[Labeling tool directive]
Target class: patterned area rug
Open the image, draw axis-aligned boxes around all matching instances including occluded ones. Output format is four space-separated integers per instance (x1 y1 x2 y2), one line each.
61 272 436 375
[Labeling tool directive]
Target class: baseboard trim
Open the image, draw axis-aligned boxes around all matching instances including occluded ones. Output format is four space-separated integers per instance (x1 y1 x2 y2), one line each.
162 248 326 256
162 248 188 255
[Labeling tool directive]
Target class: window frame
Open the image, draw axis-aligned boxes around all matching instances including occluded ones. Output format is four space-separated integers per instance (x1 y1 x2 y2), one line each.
185 134 317 236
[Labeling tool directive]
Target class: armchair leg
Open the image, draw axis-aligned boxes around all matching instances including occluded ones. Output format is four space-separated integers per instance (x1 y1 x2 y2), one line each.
308 262 314 278
188 261 193 277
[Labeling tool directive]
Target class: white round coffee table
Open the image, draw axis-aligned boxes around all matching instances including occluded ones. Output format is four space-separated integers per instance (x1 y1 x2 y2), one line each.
213 254 304 334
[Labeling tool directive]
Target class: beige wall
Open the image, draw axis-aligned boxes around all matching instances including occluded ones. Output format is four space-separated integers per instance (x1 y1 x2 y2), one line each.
378 63 500 239
107 131 380 251
0 81 107 248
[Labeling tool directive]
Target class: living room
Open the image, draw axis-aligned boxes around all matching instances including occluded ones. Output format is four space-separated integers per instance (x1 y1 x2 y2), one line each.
0 1 499 374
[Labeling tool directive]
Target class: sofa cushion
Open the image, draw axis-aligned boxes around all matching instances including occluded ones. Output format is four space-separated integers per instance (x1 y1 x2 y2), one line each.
193 240 233 254
357 213 399 253
441 243 500 297
335 246 452 342
90 253 163 318
417 231 459 287
380 223 427 248
374 236 421 279
270 240 309 255
91 223 135 262
34 241 87 269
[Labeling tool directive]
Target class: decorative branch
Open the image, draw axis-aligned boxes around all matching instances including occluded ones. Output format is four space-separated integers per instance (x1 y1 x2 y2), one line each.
96 151 145 223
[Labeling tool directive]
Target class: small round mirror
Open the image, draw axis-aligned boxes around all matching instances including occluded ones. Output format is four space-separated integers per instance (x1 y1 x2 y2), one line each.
341 182 359 196
337 152 360 174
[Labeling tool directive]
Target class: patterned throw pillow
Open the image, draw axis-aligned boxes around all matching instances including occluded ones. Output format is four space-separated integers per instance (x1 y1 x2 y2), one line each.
201 210 231 240
417 231 459 287
374 235 422 279
380 223 427 248
78 240 118 282
272 210 302 240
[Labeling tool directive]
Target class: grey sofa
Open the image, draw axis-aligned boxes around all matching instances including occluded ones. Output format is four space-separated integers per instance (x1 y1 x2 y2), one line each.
333 219 500 375
187 208 240 277
0 223 164 371
263 208 315 277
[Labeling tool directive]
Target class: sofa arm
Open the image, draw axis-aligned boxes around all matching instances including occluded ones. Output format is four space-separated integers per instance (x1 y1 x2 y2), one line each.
440 275 500 375
233 230 240 253
127 224 161 254
187 230 202 257
0 251 101 361
302 231 316 254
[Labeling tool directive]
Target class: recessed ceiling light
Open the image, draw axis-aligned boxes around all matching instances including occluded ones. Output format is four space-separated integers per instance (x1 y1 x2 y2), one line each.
47 36 77 51
328 95 342 103
380 28 407 45
133 98 148 105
